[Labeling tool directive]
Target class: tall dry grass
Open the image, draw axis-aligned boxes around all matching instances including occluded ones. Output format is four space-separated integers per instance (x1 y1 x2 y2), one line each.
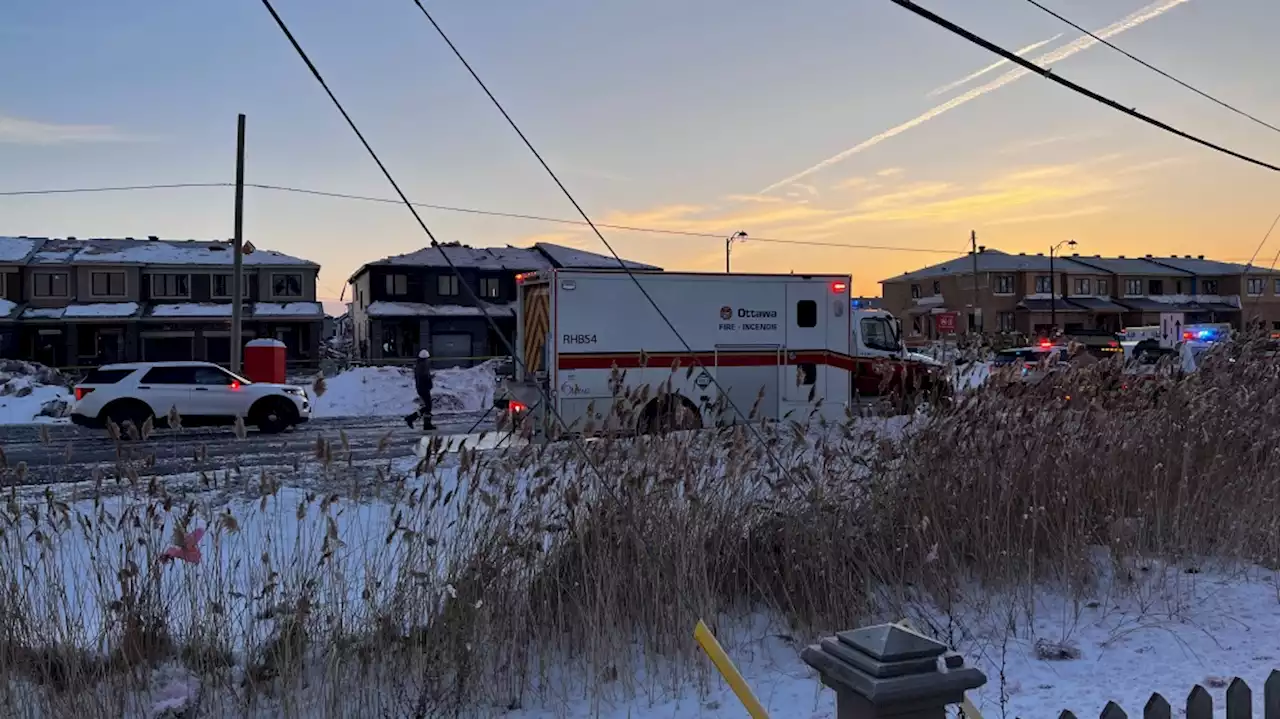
1 340 1279 716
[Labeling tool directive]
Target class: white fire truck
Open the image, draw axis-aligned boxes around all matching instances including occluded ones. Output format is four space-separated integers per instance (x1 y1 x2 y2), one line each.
501 270 855 438
499 270 943 439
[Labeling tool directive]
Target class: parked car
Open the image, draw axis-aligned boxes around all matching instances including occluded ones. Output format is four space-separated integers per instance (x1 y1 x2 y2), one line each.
992 343 1070 384
71 362 311 435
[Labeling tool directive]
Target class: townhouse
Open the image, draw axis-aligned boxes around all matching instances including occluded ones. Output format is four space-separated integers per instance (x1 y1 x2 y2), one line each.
880 247 1280 339
0 236 324 368
347 241 659 365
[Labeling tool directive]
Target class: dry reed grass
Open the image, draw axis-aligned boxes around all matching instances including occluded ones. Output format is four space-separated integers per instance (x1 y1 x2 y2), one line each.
1 338 1279 717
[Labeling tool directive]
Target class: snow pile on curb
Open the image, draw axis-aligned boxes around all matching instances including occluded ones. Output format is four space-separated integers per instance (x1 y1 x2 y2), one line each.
309 361 498 418
0 360 73 424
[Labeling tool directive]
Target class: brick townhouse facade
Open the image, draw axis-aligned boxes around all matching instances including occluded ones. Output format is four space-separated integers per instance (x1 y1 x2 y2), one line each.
348 241 659 366
881 248 1280 340
0 236 324 368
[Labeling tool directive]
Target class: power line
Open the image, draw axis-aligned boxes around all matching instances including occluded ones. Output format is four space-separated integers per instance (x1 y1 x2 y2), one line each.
257 0 612 478
407 0 796 475
887 0 1280 173
0 180 962 255
1015 0 1280 136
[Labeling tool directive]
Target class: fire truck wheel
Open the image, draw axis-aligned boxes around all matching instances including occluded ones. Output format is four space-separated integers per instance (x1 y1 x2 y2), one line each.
639 395 703 435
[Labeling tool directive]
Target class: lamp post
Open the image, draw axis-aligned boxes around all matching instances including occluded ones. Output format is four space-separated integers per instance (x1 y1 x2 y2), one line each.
1049 238 1078 334
725 231 748 273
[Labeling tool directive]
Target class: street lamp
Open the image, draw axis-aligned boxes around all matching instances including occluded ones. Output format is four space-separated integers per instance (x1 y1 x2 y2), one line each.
1049 238 1078 334
725 231 748 273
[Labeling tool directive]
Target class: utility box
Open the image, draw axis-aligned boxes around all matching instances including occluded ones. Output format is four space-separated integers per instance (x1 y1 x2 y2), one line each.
243 338 287 384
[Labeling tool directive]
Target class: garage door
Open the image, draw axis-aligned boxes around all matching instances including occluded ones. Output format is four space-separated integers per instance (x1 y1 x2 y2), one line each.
430 332 473 369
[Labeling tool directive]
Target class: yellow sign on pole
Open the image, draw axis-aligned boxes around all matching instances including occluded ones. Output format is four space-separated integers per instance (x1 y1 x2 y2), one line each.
694 620 770 719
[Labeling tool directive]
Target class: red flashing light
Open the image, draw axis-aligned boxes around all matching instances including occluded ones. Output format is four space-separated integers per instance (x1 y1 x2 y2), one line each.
832 281 848 294
230 380 241 391
1183 331 1192 340
1039 340 1052 349
509 400 528 414
74 387 93 402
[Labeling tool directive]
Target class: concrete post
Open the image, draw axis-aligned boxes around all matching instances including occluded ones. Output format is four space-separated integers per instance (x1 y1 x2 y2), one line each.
801 623 986 719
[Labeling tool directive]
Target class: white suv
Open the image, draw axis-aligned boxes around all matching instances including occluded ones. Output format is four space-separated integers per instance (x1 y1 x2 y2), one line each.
71 362 311 435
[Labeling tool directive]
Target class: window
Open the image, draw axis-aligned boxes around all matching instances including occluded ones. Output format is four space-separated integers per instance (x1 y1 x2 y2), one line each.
1073 278 1092 296
994 274 1014 294
1175 280 1184 295
192 366 241 386
931 281 941 294
1097 279 1110 296
1248 278 1264 296
271 273 303 298
82 368 136 385
1148 279 1164 295
90 271 126 297
32 272 69 298
1124 279 1143 296
384 274 408 296
1201 279 1219 294
1274 278 1280 296
998 311 1016 332
212 274 250 299
151 273 190 299
796 300 817 328
860 317 900 352
910 284 921 299
479 277 500 299
1034 275 1053 294
140 366 199 384
438 274 459 297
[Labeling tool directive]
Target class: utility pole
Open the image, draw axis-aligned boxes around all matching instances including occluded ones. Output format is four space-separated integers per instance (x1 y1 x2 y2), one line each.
231 114 246 374
969 230 980 334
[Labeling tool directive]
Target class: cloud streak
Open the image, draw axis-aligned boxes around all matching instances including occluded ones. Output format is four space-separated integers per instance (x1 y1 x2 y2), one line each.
926 34 1063 98
0 114 140 145
759 0 1190 194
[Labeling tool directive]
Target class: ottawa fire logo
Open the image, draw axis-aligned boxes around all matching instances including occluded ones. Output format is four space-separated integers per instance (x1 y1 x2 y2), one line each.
719 306 732 321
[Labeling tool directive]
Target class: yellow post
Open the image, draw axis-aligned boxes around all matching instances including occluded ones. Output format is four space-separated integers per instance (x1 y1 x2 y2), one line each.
895 619 985 719
694 620 770 719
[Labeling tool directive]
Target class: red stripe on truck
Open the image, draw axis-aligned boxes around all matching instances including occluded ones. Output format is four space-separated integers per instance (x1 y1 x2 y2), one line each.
557 350 862 371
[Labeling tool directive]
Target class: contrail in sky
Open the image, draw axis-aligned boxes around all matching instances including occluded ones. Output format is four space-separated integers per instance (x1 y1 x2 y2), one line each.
759 0 1191 194
926 34 1063 97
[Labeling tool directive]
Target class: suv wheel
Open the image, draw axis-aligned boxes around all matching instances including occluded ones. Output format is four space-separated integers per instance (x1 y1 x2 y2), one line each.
251 397 297 435
104 400 154 439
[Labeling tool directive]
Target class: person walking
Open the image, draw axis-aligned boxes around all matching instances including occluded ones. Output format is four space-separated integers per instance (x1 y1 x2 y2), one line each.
405 349 435 430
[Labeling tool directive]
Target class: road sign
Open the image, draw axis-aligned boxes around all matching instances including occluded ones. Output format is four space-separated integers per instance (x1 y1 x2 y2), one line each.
934 312 958 334
1159 312 1184 349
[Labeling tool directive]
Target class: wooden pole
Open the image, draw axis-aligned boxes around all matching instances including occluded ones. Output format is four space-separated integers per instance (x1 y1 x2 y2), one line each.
231 114 246 373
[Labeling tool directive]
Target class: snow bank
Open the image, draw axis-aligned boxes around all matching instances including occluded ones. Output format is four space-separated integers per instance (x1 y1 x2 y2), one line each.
309 361 498 418
0 361 73 424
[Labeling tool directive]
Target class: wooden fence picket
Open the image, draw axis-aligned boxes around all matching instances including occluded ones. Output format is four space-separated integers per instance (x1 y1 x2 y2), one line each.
1143 693 1171 719
1228 677 1253 719
1187 684 1214 719
1100 701 1127 719
1265 671 1280 719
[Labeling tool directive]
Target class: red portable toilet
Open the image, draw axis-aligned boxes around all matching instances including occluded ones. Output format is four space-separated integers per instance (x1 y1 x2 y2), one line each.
243 338 287 384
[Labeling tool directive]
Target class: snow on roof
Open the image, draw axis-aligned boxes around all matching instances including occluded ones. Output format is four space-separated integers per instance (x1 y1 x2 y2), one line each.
366 301 515 318
0 237 39 263
1146 256 1250 275
532 242 661 270
149 303 233 318
253 302 324 318
21 307 66 320
1 237 316 267
882 250 1097 282
380 244 552 271
61 302 141 319
0 299 17 319
1069 256 1193 276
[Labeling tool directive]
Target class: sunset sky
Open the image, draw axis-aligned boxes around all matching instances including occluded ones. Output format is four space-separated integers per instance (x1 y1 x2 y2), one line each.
3 0 1280 313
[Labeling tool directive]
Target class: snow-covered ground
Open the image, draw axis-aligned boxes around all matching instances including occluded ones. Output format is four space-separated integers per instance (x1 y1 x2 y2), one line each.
309 361 498 418
0 362 72 424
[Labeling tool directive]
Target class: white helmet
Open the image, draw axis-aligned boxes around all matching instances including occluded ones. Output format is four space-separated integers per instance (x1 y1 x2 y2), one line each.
419 350 431 359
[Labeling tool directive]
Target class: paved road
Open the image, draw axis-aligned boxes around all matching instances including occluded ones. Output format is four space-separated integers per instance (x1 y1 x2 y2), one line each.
0 411 496 486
